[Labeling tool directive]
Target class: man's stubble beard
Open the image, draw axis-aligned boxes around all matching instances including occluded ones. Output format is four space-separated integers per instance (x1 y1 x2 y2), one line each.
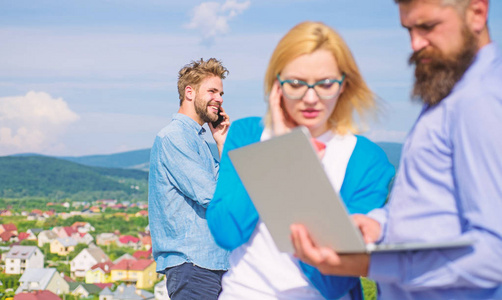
194 94 218 124
409 26 478 106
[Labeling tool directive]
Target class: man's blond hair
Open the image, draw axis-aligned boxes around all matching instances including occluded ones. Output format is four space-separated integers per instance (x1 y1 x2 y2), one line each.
394 0 471 14
177 58 229 105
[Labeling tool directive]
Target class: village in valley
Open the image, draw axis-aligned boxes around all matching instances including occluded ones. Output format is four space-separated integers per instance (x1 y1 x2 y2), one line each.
0 199 168 300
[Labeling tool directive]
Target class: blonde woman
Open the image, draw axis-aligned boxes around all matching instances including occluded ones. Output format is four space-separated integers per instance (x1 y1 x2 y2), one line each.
207 22 394 299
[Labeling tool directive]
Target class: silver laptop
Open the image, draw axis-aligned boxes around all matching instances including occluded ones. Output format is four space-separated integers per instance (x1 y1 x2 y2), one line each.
228 127 474 253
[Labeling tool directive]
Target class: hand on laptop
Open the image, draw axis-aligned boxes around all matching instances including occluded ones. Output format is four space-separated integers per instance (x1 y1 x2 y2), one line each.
290 223 370 277
352 214 381 244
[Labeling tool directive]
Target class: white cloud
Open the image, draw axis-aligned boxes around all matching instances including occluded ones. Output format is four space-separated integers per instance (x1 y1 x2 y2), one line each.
0 91 79 155
185 0 251 45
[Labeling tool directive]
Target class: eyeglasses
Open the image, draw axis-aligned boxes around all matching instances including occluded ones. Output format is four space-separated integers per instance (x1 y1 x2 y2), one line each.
276 74 345 100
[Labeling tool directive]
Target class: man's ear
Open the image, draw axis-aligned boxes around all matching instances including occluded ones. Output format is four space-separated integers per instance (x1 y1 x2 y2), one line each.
185 85 195 101
466 0 488 34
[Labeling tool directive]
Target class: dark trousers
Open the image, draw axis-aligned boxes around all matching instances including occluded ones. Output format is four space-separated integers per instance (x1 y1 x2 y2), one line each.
165 262 226 300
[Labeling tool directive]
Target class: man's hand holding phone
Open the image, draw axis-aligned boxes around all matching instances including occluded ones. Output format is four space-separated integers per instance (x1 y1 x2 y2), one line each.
209 106 230 158
211 108 225 128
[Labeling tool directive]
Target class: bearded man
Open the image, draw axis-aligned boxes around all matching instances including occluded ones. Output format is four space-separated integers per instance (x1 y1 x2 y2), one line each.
291 0 502 299
149 58 230 300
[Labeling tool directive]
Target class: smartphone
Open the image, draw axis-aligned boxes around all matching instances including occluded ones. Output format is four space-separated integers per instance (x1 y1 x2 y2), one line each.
211 108 224 127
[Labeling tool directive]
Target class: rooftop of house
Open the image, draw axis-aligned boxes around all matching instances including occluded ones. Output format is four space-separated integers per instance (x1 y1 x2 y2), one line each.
113 253 136 264
55 237 78 247
63 226 78 236
118 235 140 244
39 230 58 239
1 223 18 231
90 261 114 273
94 283 113 290
18 268 56 291
111 259 154 271
69 282 103 294
14 290 61 300
71 222 88 228
0 231 17 242
97 232 118 239
85 245 109 261
100 283 154 300
6 245 40 259
132 249 152 260
18 232 30 241
28 228 44 235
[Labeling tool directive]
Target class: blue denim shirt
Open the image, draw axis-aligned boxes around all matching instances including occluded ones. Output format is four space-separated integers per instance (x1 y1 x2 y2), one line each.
148 113 230 272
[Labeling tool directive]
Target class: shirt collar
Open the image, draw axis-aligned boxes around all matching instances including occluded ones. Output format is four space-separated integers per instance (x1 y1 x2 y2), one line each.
172 113 206 135
456 42 499 89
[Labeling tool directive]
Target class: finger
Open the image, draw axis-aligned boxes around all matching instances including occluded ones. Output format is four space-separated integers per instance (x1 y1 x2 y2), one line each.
351 214 365 227
319 247 340 266
269 81 282 115
317 251 342 275
294 224 324 265
290 224 303 258
220 112 230 127
353 214 380 244
291 224 312 262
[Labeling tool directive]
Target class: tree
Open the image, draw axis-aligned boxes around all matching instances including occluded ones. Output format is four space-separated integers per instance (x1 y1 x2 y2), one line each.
20 240 37 246
68 243 88 261
44 216 60 228
60 215 85 227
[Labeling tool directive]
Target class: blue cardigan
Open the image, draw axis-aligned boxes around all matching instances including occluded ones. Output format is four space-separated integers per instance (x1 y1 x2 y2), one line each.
207 117 395 299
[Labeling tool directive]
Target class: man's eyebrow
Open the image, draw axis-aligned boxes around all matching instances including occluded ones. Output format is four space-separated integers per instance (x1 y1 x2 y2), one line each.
208 87 224 95
402 20 440 30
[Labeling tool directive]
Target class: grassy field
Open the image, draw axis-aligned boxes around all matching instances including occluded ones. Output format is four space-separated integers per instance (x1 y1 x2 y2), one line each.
362 277 377 300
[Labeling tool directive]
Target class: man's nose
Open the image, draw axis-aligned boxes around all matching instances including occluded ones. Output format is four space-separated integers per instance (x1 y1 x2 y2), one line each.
410 30 429 52
214 94 223 103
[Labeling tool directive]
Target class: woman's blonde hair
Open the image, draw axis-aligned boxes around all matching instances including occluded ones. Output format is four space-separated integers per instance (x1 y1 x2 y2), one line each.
264 21 376 134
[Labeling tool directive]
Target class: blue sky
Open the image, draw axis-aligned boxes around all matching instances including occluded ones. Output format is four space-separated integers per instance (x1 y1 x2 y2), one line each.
1 0 501 156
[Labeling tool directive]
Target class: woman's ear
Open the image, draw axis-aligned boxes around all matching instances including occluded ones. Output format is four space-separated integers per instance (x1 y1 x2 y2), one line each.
339 78 346 96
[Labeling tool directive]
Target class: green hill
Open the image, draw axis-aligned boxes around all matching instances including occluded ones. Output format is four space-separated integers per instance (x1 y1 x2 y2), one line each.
1 141 401 201
55 145 220 171
0 156 148 200
59 148 151 170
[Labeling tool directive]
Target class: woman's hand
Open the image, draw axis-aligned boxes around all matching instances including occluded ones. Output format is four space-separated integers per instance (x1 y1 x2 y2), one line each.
269 80 296 136
290 223 369 277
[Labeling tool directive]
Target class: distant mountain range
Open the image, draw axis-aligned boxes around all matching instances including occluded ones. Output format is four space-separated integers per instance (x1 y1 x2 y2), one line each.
52 142 402 171
1 141 402 199
59 148 152 171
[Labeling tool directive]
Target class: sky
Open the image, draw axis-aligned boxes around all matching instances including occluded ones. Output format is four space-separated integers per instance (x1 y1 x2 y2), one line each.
0 0 501 157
